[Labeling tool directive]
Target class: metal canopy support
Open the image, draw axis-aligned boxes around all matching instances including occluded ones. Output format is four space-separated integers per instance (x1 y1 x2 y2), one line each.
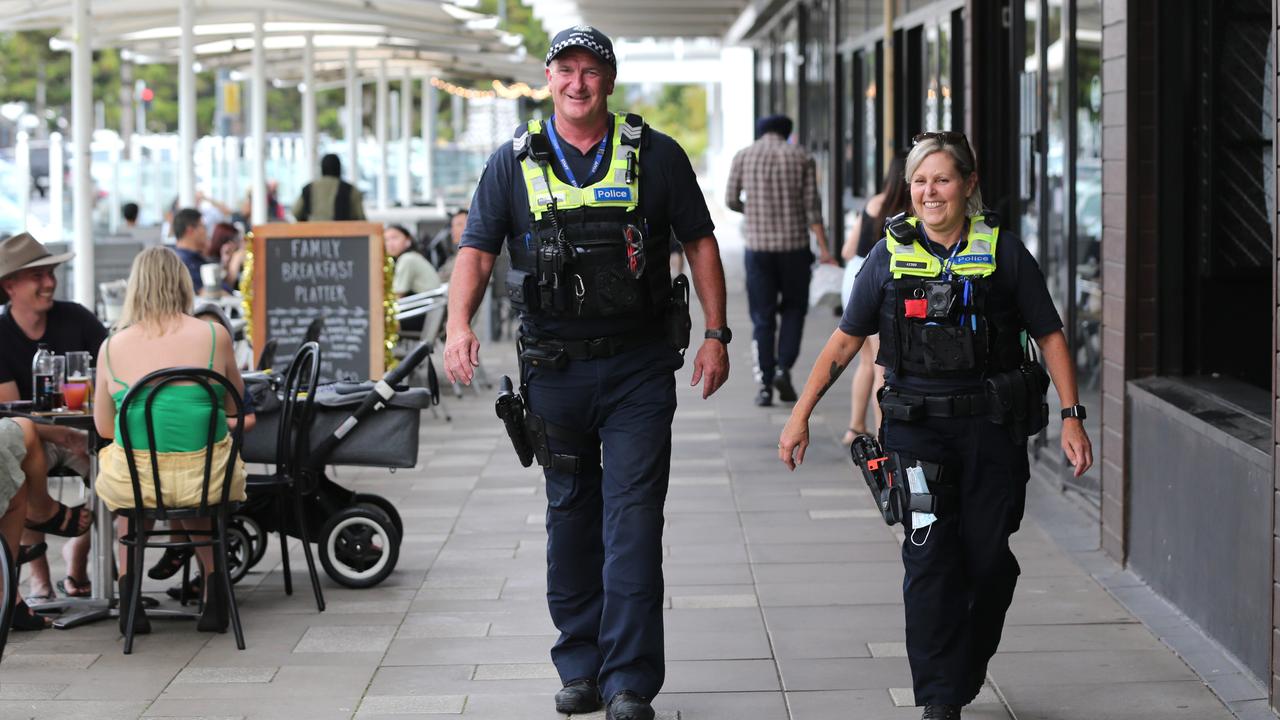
251 10 267 225
178 0 195 206
399 66 412 207
71 0 94 307
421 77 435 201
376 58 389 210
302 32 316 180
346 47 359 185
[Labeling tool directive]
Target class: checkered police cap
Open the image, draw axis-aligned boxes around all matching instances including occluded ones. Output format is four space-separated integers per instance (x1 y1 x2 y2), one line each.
545 25 616 70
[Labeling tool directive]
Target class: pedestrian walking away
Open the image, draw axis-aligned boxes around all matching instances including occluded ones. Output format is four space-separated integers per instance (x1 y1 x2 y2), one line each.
726 114 835 408
776 131 1093 720
443 24 730 720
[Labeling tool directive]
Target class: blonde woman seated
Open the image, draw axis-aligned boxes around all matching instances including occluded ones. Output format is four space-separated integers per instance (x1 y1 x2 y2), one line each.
92 247 247 636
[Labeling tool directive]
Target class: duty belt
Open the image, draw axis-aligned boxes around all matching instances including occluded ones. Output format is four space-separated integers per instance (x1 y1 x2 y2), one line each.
880 387 989 421
523 328 664 361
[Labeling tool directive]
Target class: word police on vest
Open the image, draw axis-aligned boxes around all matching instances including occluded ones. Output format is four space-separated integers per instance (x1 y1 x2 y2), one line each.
594 187 633 202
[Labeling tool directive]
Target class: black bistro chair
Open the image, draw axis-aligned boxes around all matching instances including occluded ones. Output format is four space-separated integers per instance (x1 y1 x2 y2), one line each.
246 341 325 612
0 535 16 660
117 367 247 654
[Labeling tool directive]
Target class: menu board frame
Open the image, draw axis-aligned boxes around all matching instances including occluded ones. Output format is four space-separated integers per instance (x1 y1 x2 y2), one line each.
250 221 386 380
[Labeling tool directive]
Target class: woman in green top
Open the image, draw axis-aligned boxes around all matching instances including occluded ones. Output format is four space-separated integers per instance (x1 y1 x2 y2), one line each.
93 246 246 636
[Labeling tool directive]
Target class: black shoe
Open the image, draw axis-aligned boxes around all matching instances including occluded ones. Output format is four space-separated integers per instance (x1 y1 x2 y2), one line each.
773 370 797 402
606 691 655 720
117 573 151 636
554 678 601 714
167 573 202 603
754 385 773 407
197 572 230 633
147 546 194 580
922 704 962 720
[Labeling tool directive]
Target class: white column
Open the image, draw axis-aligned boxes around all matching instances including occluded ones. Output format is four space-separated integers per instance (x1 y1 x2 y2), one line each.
178 0 196 206
109 138 121 234
375 59 389 211
302 33 316 180
421 78 436 201
399 68 412 206
16 132 30 231
225 135 240 209
250 11 267 225
346 48 359 186
49 132 64 242
71 0 94 307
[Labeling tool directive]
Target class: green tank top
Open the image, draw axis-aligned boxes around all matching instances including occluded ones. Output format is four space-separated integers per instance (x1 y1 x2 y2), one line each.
106 322 228 452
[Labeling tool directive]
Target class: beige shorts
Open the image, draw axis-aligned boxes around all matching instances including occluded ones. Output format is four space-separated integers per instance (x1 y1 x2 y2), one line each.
95 436 246 512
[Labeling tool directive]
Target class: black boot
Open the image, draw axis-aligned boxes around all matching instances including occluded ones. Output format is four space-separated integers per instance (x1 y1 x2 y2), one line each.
554 678 601 714
197 571 229 633
922 704 962 719
606 691 655 720
117 573 151 636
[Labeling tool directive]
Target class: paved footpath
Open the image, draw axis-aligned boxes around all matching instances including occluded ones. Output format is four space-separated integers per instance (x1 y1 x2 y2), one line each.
1 210 1258 720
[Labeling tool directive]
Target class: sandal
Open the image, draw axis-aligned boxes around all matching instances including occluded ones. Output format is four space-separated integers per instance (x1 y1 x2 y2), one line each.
24 501 92 538
56 575 92 598
17 541 47 565
11 600 51 631
147 546 194 580
167 574 202 603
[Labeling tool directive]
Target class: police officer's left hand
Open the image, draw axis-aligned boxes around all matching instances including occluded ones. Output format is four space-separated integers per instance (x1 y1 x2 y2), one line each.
778 416 808 471
1061 420 1093 477
689 340 729 399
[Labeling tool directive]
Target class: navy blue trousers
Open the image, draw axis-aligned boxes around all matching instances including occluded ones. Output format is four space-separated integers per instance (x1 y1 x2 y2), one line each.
525 340 682 701
883 416 1029 706
743 248 812 385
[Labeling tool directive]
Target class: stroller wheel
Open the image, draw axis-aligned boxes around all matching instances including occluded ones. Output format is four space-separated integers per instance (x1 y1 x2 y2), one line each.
224 524 252 584
352 495 404 545
234 515 269 569
318 506 400 589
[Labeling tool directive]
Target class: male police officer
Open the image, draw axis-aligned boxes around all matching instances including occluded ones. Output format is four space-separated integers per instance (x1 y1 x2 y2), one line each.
444 26 730 720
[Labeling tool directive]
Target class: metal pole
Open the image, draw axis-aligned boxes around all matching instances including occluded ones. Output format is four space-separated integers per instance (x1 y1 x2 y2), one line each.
302 33 316 181
49 132 64 243
376 59 389 210
16 132 29 232
178 0 196 206
399 67 412 206
71 0 94 307
251 11 267 225
347 48 359 186
422 78 436 202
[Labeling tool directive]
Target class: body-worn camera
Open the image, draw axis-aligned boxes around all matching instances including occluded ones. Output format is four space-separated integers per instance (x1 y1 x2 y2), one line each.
923 280 956 319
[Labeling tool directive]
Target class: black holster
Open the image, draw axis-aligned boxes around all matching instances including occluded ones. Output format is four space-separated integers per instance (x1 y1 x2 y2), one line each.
850 435 952 526
666 274 691 353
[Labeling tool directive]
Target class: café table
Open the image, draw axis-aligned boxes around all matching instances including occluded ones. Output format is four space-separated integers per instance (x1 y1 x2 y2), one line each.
0 404 194 629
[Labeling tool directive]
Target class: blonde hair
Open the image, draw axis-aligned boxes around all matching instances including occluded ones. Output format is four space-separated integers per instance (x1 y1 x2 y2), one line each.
118 247 194 331
905 135 985 216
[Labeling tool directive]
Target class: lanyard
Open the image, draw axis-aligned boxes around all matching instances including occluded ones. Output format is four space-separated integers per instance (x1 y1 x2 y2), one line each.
920 228 965 278
545 116 609 189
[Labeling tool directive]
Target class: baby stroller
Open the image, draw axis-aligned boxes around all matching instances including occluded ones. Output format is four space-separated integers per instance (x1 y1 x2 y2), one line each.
233 341 438 588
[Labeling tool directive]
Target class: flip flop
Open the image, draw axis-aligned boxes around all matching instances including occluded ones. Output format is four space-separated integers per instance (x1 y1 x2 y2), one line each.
17 541 47 565
56 575 92 599
24 502 92 538
11 600 51 631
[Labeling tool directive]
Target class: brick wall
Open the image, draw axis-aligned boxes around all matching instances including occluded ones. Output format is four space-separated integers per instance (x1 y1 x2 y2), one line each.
1099 0 1130 561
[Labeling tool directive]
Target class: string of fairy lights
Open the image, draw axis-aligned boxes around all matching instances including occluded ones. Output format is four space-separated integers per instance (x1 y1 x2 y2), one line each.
430 76 551 101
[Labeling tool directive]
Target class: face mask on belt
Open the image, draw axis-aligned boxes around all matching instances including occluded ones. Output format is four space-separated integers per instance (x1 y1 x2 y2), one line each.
906 464 936 546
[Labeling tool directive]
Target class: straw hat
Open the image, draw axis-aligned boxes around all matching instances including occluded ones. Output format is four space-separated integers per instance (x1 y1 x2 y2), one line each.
0 232 74 303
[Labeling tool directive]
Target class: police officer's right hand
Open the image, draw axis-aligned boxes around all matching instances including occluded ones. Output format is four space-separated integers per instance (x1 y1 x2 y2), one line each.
443 325 481 385
778 416 809 471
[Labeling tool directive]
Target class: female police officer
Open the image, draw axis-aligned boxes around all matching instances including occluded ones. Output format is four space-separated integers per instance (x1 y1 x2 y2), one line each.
777 132 1092 720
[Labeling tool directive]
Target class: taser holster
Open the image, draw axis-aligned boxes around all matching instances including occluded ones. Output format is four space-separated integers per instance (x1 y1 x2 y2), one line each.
494 375 591 475
850 434 951 526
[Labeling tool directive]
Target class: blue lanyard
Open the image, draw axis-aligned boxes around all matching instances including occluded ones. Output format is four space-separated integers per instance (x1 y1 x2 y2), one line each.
920 228 965 279
545 117 609 189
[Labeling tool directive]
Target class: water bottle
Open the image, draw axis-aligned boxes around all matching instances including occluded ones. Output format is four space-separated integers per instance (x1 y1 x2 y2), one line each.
31 344 54 411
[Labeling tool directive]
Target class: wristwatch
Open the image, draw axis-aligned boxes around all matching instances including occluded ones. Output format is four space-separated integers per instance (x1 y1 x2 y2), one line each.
704 327 733 345
1061 404 1087 420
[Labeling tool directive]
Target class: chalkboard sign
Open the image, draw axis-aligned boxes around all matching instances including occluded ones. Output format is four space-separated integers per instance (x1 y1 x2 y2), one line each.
250 222 387 381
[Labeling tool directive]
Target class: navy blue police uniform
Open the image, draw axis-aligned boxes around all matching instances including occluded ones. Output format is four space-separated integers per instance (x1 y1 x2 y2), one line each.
841 219 1062 707
460 117 714 703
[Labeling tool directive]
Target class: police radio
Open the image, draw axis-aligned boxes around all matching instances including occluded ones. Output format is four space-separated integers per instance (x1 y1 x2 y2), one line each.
885 212 921 246
527 132 554 164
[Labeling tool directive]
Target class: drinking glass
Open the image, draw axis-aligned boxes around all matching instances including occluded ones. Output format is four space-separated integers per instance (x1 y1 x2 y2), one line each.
65 351 92 412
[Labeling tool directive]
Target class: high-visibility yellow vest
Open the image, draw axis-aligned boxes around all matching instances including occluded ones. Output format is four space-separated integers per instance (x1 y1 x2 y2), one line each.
888 215 999 279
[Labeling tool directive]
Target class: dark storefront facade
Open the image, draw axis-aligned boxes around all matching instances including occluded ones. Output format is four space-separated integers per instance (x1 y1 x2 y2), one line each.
737 0 1279 708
